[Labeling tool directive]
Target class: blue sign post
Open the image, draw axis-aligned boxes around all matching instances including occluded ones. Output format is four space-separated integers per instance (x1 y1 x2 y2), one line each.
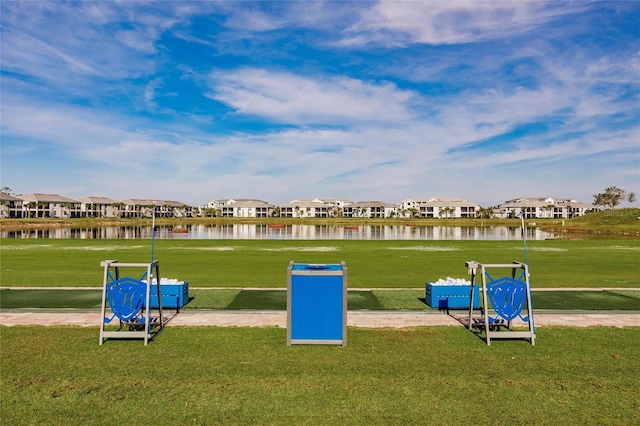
287 261 347 346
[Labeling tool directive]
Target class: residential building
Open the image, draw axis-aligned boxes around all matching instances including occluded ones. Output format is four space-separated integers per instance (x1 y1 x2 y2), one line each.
4 191 603 220
495 198 598 219
19 193 81 218
156 200 193 218
279 199 330 218
119 198 159 218
278 198 352 218
76 196 118 218
400 197 480 219
0 193 24 218
310 198 352 208
119 199 193 218
219 199 273 218
562 200 598 218
343 201 398 218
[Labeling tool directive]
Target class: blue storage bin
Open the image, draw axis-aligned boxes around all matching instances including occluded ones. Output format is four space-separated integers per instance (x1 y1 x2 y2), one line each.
425 283 480 309
146 282 189 309
287 262 347 346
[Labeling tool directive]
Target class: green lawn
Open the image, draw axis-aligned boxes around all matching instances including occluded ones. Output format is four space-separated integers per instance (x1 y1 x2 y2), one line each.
1 239 639 288
1 326 639 425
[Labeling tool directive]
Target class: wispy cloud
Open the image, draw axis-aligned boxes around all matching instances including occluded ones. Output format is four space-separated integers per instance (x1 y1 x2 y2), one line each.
208 68 417 125
341 1 589 46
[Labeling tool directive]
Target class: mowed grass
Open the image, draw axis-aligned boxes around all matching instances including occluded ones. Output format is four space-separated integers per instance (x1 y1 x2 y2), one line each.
1 239 639 288
1 326 639 425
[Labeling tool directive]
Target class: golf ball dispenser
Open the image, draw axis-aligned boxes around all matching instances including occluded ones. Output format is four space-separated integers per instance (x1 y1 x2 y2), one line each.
99 259 164 346
465 261 536 345
287 261 347 346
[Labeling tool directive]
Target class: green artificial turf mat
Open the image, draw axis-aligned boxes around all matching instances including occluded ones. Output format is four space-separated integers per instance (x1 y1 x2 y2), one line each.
2 288 639 310
348 291 385 310
224 290 286 310
186 289 240 309
0 289 103 309
531 290 640 310
223 290 385 310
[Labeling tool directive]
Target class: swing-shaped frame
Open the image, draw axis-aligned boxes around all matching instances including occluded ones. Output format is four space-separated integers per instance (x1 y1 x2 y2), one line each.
99 259 163 346
465 261 536 345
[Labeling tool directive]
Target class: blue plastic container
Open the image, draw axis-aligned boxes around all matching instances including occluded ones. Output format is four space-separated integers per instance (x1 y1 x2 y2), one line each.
425 283 480 309
146 282 189 309
287 262 347 346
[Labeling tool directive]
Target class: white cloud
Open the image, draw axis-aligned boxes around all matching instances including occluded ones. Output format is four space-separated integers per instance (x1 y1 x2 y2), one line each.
0 1 193 83
341 1 588 46
1 28 97 79
208 68 417 124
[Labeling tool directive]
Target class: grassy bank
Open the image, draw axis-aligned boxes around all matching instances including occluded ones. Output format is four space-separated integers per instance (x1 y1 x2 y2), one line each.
540 208 640 236
1 326 639 425
1 239 638 288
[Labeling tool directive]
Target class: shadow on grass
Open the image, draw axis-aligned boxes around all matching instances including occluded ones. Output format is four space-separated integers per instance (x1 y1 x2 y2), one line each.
223 290 385 310
0 289 103 309
532 291 640 310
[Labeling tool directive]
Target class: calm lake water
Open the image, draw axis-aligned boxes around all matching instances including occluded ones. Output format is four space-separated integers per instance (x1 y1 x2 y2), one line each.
2 224 559 240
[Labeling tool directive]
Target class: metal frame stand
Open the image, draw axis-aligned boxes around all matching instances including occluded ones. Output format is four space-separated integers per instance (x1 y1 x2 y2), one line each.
466 261 535 345
99 259 163 346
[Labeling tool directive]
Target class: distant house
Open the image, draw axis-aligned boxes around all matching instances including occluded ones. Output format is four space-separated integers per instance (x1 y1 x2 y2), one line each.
0 193 24 218
279 198 352 218
311 198 352 208
495 197 598 219
215 199 273 218
280 200 330 218
156 200 193 218
119 198 193 218
76 196 118 218
19 193 81 218
562 200 598 218
343 201 398 218
119 198 158 218
400 197 479 219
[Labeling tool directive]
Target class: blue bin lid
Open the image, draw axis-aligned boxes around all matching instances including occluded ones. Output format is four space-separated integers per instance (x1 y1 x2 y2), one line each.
292 263 342 271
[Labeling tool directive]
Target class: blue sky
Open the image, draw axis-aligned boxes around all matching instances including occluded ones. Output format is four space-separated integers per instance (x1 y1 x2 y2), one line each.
1 1 638 207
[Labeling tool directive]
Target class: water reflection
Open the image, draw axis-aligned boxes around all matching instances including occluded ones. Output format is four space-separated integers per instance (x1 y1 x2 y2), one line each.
2 224 557 240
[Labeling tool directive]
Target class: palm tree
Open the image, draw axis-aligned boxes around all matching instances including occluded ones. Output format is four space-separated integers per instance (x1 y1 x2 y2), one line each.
111 202 125 218
476 206 494 225
63 202 75 218
0 200 8 219
439 206 455 219
37 201 48 218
